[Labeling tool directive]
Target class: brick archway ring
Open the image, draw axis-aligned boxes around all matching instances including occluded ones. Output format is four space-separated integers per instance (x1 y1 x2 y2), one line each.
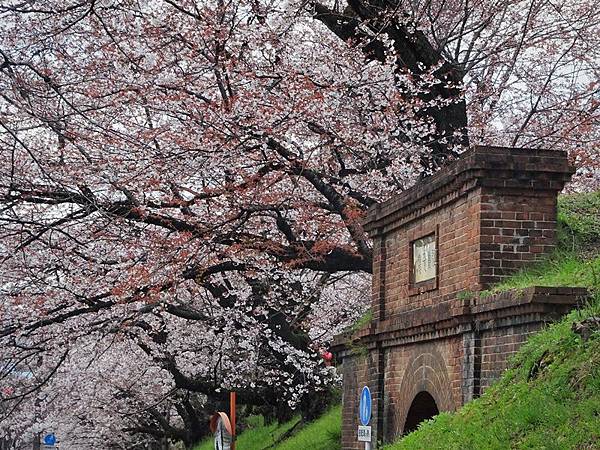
394 347 453 436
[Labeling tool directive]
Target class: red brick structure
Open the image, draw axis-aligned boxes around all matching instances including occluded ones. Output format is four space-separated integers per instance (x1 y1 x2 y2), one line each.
333 146 588 449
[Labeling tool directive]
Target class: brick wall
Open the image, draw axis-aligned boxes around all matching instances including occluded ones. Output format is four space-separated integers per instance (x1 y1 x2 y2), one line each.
380 338 461 441
472 286 588 393
479 190 559 286
367 147 574 324
334 287 587 445
340 353 369 450
334 146 578 448
379 191 481 319
479 322 541 391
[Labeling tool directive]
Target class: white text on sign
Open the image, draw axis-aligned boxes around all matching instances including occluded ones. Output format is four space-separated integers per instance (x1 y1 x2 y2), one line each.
358 425 372 442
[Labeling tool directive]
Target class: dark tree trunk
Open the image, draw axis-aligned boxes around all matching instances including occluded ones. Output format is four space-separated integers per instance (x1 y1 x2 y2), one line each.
313 0 469 170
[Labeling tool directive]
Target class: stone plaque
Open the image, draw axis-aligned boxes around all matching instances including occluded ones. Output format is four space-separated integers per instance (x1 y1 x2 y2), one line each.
412 234 436 283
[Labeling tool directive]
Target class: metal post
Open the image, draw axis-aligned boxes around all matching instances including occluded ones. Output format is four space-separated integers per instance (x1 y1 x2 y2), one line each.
32 433 40 450
230 392 236 450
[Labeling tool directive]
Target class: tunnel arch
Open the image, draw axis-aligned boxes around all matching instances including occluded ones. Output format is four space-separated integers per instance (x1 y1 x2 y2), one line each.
385 345 454 440
403 391 439 434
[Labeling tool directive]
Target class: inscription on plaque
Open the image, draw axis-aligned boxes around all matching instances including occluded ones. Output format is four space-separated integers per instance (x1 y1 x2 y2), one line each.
412 234 437 283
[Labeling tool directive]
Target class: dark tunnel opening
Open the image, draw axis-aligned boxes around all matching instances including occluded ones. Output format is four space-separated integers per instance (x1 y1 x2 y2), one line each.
403 391 439 434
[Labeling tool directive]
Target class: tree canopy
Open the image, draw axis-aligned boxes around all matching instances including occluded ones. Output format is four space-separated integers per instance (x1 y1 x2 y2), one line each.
0 0 598 447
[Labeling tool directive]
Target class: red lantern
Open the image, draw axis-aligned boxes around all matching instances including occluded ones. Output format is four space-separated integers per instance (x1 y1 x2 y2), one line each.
321 351 333 366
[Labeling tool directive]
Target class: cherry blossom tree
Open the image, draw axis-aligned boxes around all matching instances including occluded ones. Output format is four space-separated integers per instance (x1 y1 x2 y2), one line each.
0 0 598 447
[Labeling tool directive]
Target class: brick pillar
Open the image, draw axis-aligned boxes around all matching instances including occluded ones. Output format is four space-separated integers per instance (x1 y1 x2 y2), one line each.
479 191 561 287
460 328 482 403
358 345 387 449
372 233 387 322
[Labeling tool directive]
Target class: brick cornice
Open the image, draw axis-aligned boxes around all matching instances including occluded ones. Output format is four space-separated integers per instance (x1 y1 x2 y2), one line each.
331 286 588 356
363 146 574 237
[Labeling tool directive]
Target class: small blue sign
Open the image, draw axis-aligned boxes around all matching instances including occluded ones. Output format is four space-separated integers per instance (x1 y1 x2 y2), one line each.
43 434 56 446
359 386 372 426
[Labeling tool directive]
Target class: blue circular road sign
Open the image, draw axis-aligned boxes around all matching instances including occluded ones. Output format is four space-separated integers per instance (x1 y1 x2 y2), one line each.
359 386 372 426
43 434 56 446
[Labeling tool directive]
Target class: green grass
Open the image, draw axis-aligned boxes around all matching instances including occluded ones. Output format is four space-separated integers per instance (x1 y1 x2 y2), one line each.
194 414 300 450
275 405 341 450
490 254 600 292
557 190 600 249
383 291 600 450
193 405 341 450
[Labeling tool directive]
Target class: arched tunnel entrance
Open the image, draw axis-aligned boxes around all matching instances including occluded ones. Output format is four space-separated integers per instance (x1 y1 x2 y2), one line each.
403 391 439 434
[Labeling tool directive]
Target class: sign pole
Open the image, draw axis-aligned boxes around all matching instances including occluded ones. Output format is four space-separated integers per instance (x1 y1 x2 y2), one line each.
230 391 236 450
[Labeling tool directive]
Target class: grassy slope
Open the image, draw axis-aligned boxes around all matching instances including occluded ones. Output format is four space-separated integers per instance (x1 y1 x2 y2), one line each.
385 191 600 449
274 405 341 450
193 405 341 450
194 414 299 450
